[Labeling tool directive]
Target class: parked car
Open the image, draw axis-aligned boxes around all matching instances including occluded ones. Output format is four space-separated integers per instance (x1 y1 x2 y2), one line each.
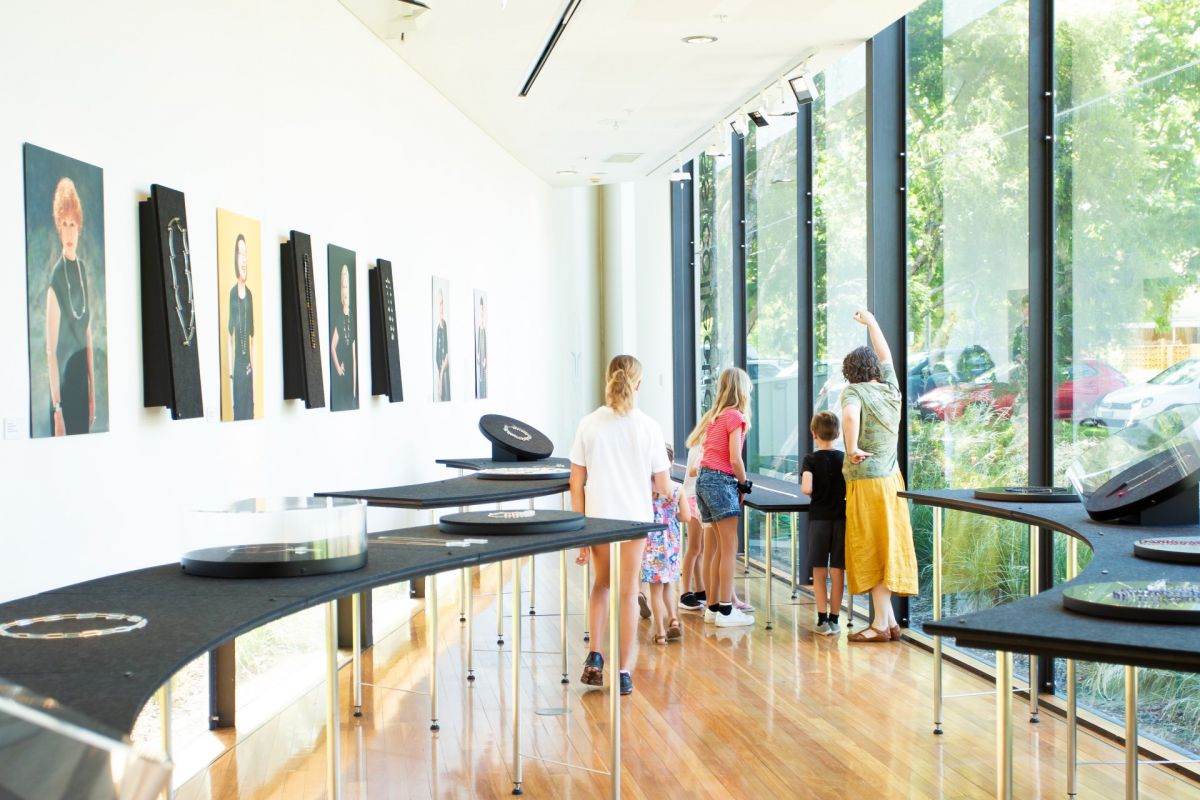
916 358 1126 422
1092 357 1200 427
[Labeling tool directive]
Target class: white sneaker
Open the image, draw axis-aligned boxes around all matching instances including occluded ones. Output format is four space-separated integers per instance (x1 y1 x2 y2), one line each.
703 608 717 624
715 607 755 628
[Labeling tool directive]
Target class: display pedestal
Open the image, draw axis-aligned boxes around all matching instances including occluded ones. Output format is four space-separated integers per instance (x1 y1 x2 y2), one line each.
1121 482 1199 526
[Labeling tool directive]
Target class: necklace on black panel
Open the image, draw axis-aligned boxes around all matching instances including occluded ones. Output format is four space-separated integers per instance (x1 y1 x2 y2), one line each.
166 217 196 346
302 253 317 350
384 274 396 342
60 255 87 320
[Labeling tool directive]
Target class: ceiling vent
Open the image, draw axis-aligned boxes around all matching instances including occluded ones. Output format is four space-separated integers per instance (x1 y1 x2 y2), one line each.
604 153 643 164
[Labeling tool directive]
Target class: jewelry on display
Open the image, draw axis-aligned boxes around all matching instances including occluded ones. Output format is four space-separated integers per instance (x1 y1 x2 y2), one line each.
374 536 488 548
489 510 537 519
1062 579 1200 622
503 424 533 442
166 217 196 346
60 256 88 320
477 466 571 481
303 253 317 350
0 612 147 640
384 274 396 341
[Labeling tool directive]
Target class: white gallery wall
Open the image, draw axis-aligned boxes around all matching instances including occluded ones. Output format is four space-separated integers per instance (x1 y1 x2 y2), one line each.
600 180 674 441
0 0 603 602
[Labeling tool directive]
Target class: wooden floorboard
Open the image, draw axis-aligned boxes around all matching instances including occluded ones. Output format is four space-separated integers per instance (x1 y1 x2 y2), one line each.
174 556 1200 799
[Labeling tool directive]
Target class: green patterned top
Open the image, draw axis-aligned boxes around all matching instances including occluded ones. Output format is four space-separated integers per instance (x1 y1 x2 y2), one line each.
840 362 902 481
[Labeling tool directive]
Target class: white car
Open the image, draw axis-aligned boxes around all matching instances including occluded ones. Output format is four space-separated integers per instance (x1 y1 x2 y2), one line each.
1093 358 1200 427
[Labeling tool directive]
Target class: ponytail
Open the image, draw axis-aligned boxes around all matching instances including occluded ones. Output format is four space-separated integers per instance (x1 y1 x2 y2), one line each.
694 366 752 436
605 354 642 416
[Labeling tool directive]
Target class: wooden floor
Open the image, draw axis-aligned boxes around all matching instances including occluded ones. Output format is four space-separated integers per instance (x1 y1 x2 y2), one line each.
175 557 1200 799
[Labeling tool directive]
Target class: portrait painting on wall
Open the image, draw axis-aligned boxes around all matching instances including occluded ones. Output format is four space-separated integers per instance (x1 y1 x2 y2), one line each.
474 289 488 399
23 144 109 437
328 245 359 412
216 209 265 421
432 275 451 402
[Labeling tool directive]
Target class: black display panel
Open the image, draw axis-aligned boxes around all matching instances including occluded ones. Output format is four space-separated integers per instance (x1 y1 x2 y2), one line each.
138 184 203 419
369 259 403 402
280 230 324 408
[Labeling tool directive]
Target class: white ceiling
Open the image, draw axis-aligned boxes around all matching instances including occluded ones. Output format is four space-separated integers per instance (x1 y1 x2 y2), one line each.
339 0 919 187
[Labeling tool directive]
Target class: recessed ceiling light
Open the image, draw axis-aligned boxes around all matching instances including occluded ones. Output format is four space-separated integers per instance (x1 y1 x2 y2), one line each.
682 35 718 45
556 169 578 176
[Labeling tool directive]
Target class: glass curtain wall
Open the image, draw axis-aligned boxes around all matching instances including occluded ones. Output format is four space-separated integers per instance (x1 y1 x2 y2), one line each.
1053 0 1200 758
744 119 800 566
905 0 1031 662
695 149 735 420
812 46 868 423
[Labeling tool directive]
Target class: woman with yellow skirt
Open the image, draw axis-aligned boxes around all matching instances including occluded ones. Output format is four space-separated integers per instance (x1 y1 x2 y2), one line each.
839 309 918 642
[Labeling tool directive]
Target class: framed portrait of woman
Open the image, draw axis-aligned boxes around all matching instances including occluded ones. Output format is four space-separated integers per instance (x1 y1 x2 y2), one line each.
23 144 109 438
432 275 451 402
217 209 265 421
328 245 359 412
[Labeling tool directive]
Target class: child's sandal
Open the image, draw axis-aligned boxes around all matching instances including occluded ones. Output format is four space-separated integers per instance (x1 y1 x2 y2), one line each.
667 619 682 640
653 633 668 645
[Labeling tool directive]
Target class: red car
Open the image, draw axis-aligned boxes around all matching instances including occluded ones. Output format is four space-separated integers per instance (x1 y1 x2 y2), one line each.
916 359 1126 422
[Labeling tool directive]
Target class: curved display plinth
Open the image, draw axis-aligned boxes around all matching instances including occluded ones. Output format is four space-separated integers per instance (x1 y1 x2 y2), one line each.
0 517 659 735
437 456 572 472
316 473 568 510
905 489 1200 671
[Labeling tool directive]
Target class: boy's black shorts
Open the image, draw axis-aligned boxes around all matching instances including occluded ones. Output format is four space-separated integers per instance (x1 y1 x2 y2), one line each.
807 519 846 571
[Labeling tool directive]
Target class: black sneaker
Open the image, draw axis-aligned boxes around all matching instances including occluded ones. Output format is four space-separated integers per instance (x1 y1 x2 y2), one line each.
581 651 604 686
619 671 633 696
638 592 651 620
678 594 704 611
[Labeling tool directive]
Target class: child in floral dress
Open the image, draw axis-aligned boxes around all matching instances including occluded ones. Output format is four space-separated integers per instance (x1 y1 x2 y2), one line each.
644 446 689 644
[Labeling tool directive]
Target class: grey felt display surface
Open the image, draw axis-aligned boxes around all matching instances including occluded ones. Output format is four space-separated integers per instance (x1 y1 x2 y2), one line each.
668 464 810 514
0 518 658 736
907 489 1200 672
315 474 568 509
437 456 572 472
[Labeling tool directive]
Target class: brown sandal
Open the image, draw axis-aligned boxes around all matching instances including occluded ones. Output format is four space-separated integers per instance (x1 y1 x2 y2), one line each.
653 633 668 645
847 626 892 643
667 619 682 640
890 624 902 640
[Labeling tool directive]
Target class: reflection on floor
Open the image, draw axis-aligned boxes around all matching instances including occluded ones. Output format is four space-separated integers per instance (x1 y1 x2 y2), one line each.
175 558 1200 799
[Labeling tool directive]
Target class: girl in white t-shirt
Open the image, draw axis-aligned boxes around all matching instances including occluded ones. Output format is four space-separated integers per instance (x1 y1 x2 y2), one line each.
570 354 670 697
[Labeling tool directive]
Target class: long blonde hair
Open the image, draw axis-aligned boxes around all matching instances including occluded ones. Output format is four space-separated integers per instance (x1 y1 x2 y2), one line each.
695 367 752 436
605 354 643 416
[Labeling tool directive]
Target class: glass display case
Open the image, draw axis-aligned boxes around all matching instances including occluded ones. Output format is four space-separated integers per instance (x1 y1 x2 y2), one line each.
182 497 367 578
0 680 170 800
1065 404 1200 523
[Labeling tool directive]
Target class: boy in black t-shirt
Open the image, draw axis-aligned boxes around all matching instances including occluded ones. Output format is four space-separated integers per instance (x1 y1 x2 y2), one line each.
801 411 847 635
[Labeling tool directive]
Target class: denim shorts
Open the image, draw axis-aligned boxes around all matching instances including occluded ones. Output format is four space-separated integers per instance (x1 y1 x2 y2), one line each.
695 467 740 523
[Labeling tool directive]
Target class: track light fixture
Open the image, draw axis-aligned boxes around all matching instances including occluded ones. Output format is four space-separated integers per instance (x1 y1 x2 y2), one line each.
704 124 729 157
728 115 748 139
787 73 819 106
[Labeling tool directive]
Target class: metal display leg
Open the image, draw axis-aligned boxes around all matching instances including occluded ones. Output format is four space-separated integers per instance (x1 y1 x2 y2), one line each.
932 507 943 735
325 601 342 800
560 549 569 684
467 565 476 682
430 572 440 731
1126 666 1139 800
997 650 1013 800
511 559 523 795
497 560 506 646
528 499 537 615
583 562 591 643
1028 526 1040 724
1066 536 1079 798
764 513 774 630
743 507 750 574
790 512 798 599
158 680 172 800
352 593 363 717
608 540 621 800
